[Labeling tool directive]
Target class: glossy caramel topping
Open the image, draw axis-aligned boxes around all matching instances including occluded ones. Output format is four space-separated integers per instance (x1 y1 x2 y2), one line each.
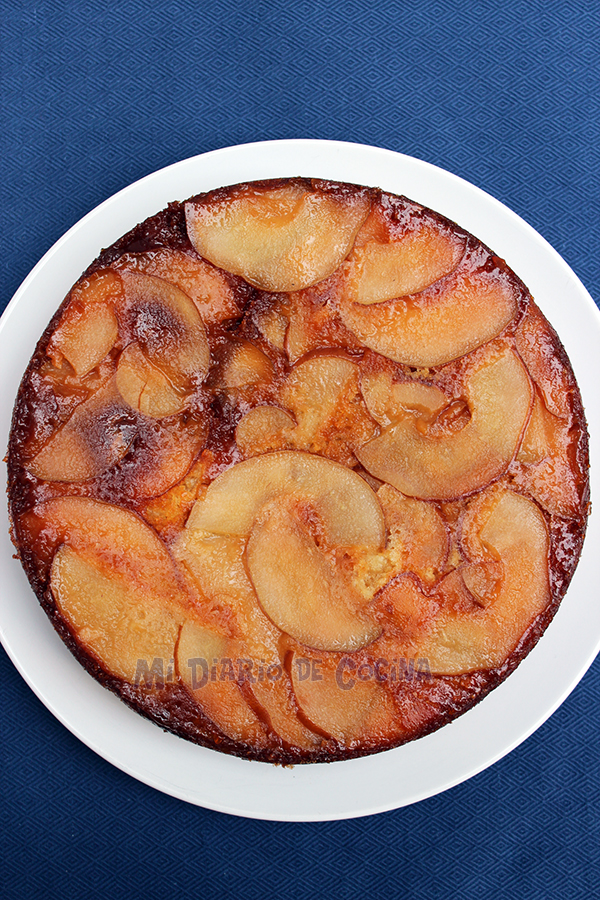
8 179 588 763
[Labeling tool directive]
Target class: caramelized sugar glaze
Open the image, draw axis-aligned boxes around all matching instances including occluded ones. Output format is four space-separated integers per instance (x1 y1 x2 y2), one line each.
8 179 590 763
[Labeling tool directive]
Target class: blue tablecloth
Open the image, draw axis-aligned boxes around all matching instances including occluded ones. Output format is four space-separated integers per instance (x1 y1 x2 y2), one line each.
2 1 599 896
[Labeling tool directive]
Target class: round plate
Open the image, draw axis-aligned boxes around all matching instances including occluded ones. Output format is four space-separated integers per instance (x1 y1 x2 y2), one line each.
1 139 599 822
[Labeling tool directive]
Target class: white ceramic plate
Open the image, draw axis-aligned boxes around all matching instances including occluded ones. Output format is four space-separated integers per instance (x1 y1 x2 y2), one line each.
1 139 599 822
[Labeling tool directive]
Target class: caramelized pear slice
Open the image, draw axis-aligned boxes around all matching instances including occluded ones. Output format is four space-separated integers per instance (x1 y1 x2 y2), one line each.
116 342 184 418
247 501 381 652
460 560 503 608
256 306 288 349
515 302 572 419
290 652 394 745
186 451 385 550
121 270 209 385
397 489 551 674
249 676 321 751
235 406 295 457
51 302 118 377
233 356 376 464
377 485 448 585
113 248 239 323
177 619 267 746
174 531 320 750
517 392 555 465
221 341 275 389
35 496 186 599
235 358 377 463
343 227 464 305
27 380 136 482
68 269 125 307
360 372 447 427
51 546 183 683
185 182 370 292
281 356 357 441
174 531 251 610
514 391 581 517
184 451 384 655
357 346 532 500
115 415 206 501
339 269 518 366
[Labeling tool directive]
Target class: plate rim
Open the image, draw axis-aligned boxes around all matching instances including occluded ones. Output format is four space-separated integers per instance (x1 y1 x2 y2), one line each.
1 138 599 822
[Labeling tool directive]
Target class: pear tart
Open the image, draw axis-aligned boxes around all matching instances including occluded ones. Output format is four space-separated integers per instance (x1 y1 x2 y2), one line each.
8 178 589 763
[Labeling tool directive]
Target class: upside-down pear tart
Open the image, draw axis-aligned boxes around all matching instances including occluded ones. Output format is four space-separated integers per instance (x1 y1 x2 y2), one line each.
8 178 589 763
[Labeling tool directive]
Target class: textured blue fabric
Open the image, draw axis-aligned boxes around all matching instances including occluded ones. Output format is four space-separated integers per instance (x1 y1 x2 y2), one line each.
1 0 599 897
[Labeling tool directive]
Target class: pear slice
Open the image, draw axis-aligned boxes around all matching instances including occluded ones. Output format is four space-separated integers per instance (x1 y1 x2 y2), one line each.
343 226 464 305
460 561 503 607
51 302 118 377
403 488 550 674
360 372 448 427
141 455 209 532
116 415 206 500
68 269 125 307
177 619 267 747
246 500 381 652
174 531 320 749
183 451 385 660
377 485 448 585
51 546 183 684
515 302 572 419
514 392 581 517
235 357 377 464
116 342 184 418
235 406 295 457
256 306 289 349
281 356 358 442
185 181 371 292
221 341 275 389
357 345 533 500
174 531 251 608
517 392 555 465
249 675 321 751
26 379 137 482
186 451 385 550
280 355 378 462
113 248 239 323
290 652 395 745
338 268 518 366
35 496 186 599
120 270 209 386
